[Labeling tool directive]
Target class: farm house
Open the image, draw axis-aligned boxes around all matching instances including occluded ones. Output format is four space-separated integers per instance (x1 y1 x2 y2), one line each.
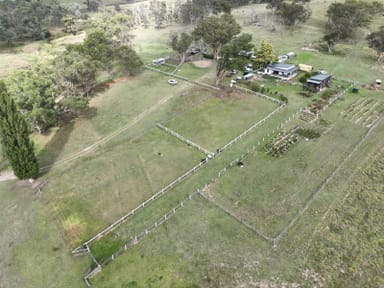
306 73 332 91
264 63 298 80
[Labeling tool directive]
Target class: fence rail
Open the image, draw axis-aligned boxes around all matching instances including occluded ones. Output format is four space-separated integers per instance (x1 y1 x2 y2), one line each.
197 191 274 242
80 108 306 286
233 85 283 105
317 84 353 116
83 193 197 282
157 123 214 157
218 105 285 153
72 158 210 255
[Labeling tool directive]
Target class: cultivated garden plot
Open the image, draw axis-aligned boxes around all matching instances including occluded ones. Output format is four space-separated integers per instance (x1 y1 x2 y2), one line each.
206 119 368 237
341 97 384 127
42 128 204 246
163 90 279 152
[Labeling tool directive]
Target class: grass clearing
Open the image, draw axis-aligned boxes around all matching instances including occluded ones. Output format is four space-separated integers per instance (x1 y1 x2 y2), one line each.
2 1 384 287
92 196 271 288
175 61 216 82
42 127 204 246
208 116 367 236
91 108 384 288
37 71 205 168
165 90 279 151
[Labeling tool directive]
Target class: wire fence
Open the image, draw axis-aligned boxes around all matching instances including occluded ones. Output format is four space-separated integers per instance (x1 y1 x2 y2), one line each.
273 114 384 246
157 123 214 157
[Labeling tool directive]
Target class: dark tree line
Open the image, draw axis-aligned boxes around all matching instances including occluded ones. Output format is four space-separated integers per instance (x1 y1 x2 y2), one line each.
266 0 311 27
5 30 143 134
367 26 384 62
323 0 384 53
0 0 67 43
179 0 249 25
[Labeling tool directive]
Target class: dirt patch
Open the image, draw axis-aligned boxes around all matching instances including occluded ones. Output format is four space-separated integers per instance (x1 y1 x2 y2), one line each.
94 77 130 93
63 215 83 245
193 60 214 68
214 87 246 99
0 170 17 182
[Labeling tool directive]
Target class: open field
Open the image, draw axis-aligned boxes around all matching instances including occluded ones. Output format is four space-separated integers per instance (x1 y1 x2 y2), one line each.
1 0 384 287
36 71 210 169
42 127 204 245
91 118 384 287
165 90 279 151
207 117 367 236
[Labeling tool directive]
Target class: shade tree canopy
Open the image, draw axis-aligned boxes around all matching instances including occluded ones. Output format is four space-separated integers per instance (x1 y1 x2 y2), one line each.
216 33 254 85
170 32 193 64
275 2 311 27
254 40 278 68
0 0 66 44
323 0 383 53
192 14 241 58
366 26 384 62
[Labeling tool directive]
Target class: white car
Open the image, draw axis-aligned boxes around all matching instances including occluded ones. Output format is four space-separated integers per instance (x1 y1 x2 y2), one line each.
243 73 254 80
168 79 178 85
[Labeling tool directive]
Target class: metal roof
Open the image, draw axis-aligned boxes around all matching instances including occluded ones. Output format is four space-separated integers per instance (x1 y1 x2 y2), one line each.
308 73 332 82
266 63 297 73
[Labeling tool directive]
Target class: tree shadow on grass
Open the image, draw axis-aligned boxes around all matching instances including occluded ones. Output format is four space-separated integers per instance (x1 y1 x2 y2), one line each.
37 107 97 176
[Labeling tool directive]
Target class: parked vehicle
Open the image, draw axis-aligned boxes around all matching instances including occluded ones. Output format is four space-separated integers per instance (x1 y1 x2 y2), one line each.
190 48 201 55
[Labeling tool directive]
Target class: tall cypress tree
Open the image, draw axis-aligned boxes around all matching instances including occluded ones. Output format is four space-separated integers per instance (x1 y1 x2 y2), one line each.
0 81 39 179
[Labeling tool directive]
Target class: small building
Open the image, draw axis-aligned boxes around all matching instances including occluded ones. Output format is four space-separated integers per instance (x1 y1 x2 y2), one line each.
264 63 297 80
152 58 165 65
243 72 254 80
306 73 332 91
286 52 296 58
278 55 288 63
298 64 313 72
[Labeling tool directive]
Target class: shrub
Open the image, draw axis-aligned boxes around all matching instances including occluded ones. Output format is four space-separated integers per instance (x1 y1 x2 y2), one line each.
202 53 214 59
260 87 265 93
320 89 335 100
300 91 312 97
299 72 312 84
296 128 321 139
249 82 261 92
279 94 288 103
